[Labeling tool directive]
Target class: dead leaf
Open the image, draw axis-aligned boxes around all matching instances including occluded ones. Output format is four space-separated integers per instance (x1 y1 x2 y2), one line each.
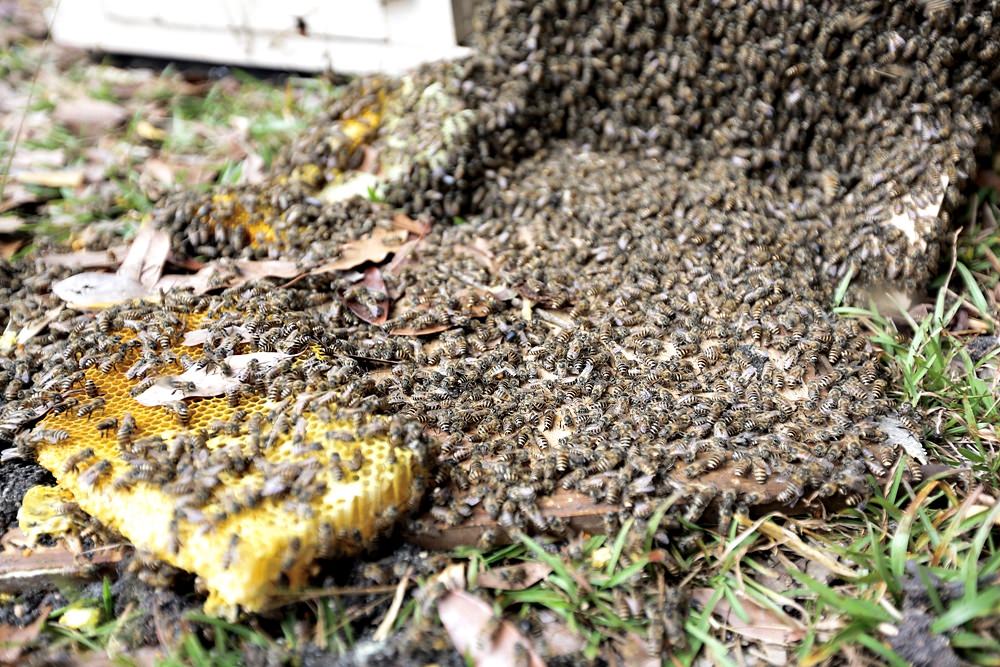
13 169 84 189
314 228 408 272
182 326 252 347
391 323 450 336
878 417 928 465
344 267 390 325
0 605 48 663
359 145 380 174
383 238 422 278
540 615 586 656
143 158 176 186
455 240 497 272
52 272 149 309
135 120 166 142
134 352 292 406
691 588 805 646
53 97 127 135
614 632 658 667
117 224 171 289
240 152 266 185
0 238 21 260
9 148 65 170
0 215 26 234
155 259 301 295
392 213 431 237
14 307 63 346
76 646 161 667
438 591 545 667
39 246 129 270
478 563 552 591
0 184 40 213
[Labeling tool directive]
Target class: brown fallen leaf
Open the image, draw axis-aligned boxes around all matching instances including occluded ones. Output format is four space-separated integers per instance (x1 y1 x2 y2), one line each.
438 590 545 667
391 323 451 336
0 215 26 234
614 632 659 667
135 120 166 142
383 238 422 278
9 148 65 170
77 647 162 667
539 613 586 656
0 238 21 260
13 169 84 189
0 182 41 213
359 145 380 174
690 587 806 645
314 228 408 272
344 267 390 325
455 239 497 272
0 605 49 663
52 272 150 309
478 562 552 591
155 259 301 295
117 224 172 289
53 97 127 136
39 246 130 270
13 307 63 347
392 213 432 237
134 352 292 406
143 158 177 186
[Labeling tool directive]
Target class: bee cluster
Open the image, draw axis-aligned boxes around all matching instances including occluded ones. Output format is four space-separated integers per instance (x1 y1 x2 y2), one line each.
1 0 999 585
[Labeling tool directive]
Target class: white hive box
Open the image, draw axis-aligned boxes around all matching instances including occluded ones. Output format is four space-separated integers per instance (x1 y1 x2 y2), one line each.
51 1 475 74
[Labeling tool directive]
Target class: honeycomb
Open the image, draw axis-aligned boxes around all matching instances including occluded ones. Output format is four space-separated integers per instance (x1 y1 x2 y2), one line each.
17 486 75 542
30 309 421 616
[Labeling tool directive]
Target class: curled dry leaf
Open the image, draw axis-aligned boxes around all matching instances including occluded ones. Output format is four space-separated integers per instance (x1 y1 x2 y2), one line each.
344 267 390 325
383 238 422 278
454 240 496 272
13 169 84 189
0 183 40 213
314 228 409 272
182 325 252 347
438 590 545 667
691 588 806 646
0 605 48 663
391 323 450 336
878 417 929 465
155 259 301 295
38 246 129 270
14 307 64 347
52 271 149 309
0 215 26 234
392 213 432 236
117 224 171 289
53 97 127 135
134 352 292 406
477 562 552 591
614 632 659 667
0 238 21 261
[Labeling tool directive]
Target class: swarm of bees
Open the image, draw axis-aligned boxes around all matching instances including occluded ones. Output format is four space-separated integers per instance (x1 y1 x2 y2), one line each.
1 0 998 622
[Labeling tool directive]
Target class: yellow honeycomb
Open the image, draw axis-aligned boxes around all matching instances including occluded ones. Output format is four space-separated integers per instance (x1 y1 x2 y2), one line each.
32 315 420 616
205 193 278 248
17 486 76 541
